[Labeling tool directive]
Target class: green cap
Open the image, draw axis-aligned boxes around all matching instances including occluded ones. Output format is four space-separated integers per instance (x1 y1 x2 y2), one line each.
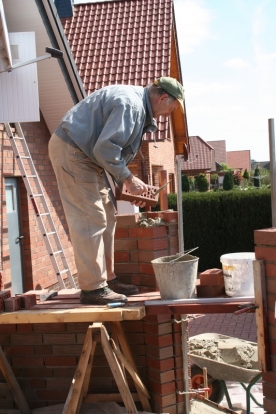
154 77 184 112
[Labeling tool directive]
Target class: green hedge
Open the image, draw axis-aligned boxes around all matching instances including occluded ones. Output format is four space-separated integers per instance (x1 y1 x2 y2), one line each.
163 189 272 271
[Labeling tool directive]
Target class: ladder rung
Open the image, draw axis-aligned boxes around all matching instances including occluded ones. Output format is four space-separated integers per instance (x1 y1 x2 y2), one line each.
52 250 62 255
27 175 37 178
40 213 50 216
20 156 30 159
32 194 43 197
45 232 56 236
12 136 24 140
58 269 69 275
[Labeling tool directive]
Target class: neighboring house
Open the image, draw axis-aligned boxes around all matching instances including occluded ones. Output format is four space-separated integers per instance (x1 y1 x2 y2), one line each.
227 150 251 173
179 136 216 185
251 161 270 171
61 0 189 190
206 140 227 164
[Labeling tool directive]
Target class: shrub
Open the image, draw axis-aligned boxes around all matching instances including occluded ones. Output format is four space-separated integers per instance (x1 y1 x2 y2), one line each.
181 174 190 192
223 171 234 190
197 173 209 192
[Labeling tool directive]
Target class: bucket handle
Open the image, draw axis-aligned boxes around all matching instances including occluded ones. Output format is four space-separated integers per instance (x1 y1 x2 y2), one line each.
169 247 199 264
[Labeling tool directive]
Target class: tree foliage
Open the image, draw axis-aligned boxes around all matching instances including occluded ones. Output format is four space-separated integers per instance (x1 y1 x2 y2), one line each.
181 174 190 192
223 171 234 190
197 173 209 192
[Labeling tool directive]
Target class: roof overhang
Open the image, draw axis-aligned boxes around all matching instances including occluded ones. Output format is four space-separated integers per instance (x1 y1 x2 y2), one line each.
2 0 86 133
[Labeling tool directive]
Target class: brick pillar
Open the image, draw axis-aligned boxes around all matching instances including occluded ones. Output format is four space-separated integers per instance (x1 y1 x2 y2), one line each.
255 227 276 414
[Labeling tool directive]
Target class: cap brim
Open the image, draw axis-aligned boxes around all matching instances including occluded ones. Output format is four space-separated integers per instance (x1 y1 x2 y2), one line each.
177 98 184 113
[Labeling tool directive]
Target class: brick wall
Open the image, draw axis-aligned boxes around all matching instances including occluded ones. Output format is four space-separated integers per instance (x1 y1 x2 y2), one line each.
0 120 77 293
114 212 179 292
255 227 276 414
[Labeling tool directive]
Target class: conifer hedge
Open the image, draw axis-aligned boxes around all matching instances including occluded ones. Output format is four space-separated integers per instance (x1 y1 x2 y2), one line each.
165 189 272 271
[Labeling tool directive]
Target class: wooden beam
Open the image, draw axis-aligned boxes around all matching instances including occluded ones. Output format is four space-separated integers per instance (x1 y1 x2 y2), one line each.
253 260 270 372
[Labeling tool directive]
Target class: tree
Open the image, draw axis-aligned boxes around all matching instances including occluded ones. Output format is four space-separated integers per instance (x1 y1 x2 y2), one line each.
233 171 242 186
254 167 261 187
223 171 234 190
181 174 190 192
197 173 209 192
243 169 249 180
211 173 219 185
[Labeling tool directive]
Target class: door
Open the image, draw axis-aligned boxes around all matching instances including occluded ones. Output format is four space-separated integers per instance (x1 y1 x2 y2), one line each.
5 177 24 294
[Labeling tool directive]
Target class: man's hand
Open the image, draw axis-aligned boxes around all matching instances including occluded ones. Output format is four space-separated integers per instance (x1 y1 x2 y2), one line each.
123 174 148 208
123 174 148 195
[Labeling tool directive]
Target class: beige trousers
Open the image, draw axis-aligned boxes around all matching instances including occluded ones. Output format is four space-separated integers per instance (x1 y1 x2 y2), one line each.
48 133 116 291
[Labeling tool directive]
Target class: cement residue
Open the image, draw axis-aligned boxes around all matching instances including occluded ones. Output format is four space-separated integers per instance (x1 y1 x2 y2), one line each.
189 337 258 370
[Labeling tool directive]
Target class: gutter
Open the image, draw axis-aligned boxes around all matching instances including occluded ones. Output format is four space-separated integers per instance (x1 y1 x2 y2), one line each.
35 0 87 104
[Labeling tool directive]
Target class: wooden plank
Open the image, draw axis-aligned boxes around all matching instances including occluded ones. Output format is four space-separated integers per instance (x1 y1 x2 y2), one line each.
62 325 93 414
253 260 270 372
112 321 152 413
0 346 31 414
100 324 138 414
0 306 146 324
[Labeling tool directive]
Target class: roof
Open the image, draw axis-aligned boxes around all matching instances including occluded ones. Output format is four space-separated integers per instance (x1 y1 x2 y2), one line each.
62 0 189 154
227 150 251 172
179 136 215 172
206 140 227 164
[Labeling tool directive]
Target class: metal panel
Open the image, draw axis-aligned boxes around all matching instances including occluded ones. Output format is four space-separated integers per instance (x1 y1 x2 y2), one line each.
0 32 39 122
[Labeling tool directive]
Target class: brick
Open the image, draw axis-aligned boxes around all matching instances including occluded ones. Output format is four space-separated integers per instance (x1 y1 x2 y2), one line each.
0 290 11 312
34 323 66 333
138 238 168 251
10 333 42 345
147 368 175 384
265 263 276 278
148 379 175 394
163 211 178 223
144 333 173 347
44 356 77 366
114 239 137 250
150 392 176 407
199 268 223 285
12 356 44 367
43 334 76 345
263 396 276 413
137 226 167 238
139 263 155 275
145 345 174 359
52 344 82 355
145 356 175 371
116 213 140 227
4 297 20 312
114 227 128 238
255 246 276 262
139 249 168 263
255 228 276 245
114 251 129 263
114 263 140 274
196 284 225 298
144 321 172 335
129 227 138 238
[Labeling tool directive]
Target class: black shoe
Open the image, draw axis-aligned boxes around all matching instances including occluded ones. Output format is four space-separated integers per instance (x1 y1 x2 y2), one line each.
108 277 139 296
80 287 127 305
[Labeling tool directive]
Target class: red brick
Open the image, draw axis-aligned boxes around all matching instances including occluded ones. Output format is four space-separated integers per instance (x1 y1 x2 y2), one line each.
33 323 66 333
129 227 138 238
163 211 178 223
3 345 34 356
114 263 140 274
265 263 276 278
266 279 276 295
148 379 175 394
145 356 175 371
144 314 172 323
130 250 139 262
138 238 168 251
12 356 44 367
30 378 46 389
263 396 276 413
144 322 172 335
43 334 76 344
147 367 175 383
145 345 174 359
44 356 77 366
139 263 155 275
144 333 173 347
137 226 167 238
10 334 42 345
17 324 33 333
114 228 128 239
150 392 176 407
114 251 129 262
199 268 223 285
114 239 137 250
139 249 169 263
255 228 276 245
255 246 276 262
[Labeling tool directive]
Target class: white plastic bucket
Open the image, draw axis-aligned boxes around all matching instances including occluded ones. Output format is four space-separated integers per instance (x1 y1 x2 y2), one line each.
151 254 199 300
220 252 255 297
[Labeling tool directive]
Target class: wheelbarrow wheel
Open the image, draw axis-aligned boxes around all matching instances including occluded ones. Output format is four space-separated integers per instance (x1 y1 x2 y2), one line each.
191 364 225 404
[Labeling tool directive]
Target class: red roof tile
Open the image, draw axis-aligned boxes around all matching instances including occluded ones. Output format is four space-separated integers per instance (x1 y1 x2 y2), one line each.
62 0 176 142
206 140 227 164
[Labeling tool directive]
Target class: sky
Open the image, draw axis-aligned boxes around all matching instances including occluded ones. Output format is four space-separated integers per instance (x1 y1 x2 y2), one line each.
74 0 276 162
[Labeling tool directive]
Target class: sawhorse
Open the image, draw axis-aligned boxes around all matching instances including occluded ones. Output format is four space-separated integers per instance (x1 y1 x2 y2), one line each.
0 345 31 413
62 322 152 414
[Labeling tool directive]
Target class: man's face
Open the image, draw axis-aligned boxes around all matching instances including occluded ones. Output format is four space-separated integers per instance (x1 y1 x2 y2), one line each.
152 94 180 118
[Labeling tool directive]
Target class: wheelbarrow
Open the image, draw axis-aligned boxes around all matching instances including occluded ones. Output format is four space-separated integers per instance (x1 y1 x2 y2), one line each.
188 333 263 414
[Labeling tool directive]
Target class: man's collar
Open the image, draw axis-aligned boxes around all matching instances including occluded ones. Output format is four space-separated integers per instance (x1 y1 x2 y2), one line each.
144 87 157 133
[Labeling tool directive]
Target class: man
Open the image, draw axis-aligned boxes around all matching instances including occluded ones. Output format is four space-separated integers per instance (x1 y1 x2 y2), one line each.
49 77 184 305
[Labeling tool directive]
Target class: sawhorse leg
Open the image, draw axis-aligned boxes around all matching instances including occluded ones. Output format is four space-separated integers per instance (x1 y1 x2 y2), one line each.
63 322 148 414
0 345 31 414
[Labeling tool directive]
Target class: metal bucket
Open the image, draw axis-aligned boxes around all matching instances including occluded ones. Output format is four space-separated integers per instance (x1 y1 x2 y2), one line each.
151 254 199 300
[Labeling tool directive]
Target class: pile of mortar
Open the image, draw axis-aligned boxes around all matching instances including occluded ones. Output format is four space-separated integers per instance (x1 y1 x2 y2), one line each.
189 337 258 370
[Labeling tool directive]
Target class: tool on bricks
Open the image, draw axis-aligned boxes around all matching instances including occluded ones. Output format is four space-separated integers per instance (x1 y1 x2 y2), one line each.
234 302 258 315
4 123 76 289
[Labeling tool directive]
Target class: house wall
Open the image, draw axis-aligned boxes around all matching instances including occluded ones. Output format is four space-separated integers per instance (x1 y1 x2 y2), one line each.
255 228 276 414
0 120 77 293
227 150 251 172
0 213 186 414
